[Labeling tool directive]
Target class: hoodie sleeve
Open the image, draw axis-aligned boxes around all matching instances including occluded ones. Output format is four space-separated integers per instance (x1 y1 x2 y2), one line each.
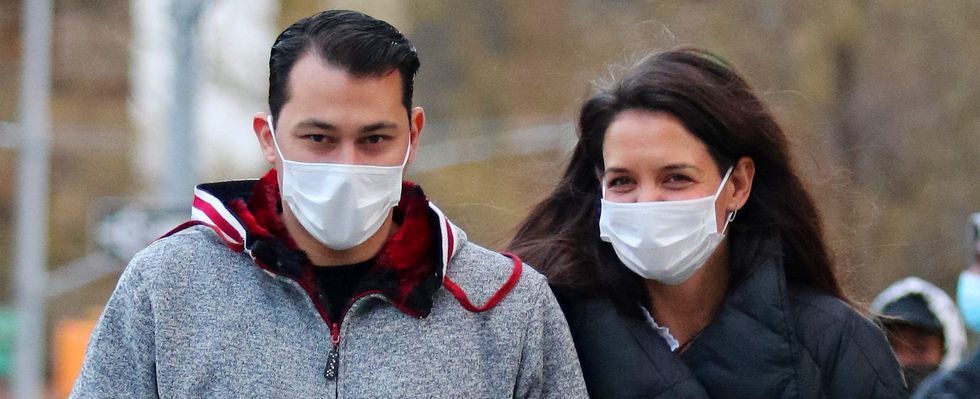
513 274 589 399
69 251 160 398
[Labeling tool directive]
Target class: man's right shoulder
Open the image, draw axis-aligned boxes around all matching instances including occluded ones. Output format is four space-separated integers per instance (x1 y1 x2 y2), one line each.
122 225 243 287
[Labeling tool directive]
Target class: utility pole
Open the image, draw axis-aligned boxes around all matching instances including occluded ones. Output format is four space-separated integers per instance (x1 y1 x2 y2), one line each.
163 0 207 209
0 121 17 149
12 0 54 397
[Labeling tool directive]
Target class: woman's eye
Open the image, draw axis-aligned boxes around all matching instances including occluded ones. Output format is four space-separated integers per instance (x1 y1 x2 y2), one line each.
665 174 693 184
608 176 633 187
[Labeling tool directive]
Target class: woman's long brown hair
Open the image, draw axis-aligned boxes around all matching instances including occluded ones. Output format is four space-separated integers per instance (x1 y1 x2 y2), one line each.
509 48 846 316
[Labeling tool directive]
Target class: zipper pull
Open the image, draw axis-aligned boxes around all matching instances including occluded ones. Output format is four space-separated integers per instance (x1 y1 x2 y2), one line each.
324 344 339 380
324 323 341 381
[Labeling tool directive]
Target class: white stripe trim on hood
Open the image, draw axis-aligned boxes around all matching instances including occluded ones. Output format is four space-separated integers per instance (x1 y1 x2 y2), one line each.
191 187 246 247
428 201 461 277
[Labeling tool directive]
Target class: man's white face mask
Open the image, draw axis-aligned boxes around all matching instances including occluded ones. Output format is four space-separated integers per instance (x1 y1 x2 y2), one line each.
599 167 735 285
268 116 410 250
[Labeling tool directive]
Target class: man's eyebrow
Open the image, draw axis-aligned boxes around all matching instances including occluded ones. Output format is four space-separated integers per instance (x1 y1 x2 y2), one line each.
360 122 399 133
294 119 338 132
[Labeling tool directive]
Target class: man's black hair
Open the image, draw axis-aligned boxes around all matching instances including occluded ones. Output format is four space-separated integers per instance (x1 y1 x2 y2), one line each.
268 10 420 126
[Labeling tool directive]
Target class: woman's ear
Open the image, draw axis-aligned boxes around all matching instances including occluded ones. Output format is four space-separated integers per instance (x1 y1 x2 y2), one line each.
729 156 755 211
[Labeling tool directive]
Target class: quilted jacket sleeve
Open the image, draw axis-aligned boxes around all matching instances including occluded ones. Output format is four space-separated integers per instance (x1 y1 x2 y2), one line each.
793 290 909 399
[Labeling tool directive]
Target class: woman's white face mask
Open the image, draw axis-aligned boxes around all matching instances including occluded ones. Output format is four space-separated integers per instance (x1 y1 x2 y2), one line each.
268 116 409 250
599 167 734 285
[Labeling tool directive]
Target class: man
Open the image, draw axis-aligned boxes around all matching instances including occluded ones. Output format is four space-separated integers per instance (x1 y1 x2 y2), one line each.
71 10 586 398
871 277 967 392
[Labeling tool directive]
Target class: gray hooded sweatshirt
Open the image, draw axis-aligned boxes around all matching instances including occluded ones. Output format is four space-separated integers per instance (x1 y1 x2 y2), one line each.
70 179 587 398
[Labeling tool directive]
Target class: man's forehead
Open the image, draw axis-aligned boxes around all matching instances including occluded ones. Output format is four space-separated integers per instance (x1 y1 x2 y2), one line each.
287 54 403 104
289 51 401 84
284 54 404 106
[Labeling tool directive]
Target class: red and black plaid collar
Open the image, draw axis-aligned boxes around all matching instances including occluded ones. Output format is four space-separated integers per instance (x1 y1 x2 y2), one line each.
188 169 453 319
166 169 521 322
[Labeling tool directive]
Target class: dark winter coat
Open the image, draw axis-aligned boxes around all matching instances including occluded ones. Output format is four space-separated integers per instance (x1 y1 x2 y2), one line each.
557 237 908 398
913 348 980 399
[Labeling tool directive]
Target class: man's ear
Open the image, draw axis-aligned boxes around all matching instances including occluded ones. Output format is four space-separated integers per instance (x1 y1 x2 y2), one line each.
407 107 425 165
729 156 755 211
253 112 277 165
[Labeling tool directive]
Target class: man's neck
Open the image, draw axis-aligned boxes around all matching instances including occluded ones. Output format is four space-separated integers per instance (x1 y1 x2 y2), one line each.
282 208 396 267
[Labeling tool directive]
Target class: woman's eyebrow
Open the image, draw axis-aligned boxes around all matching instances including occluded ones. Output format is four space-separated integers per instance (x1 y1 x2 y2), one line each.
604 167 630 175
661 163 699 172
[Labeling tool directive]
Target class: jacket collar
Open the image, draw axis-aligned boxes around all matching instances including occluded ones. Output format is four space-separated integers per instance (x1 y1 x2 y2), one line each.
187 169 462 319
676 235 804 396
713 235 794 339
612 236 801 395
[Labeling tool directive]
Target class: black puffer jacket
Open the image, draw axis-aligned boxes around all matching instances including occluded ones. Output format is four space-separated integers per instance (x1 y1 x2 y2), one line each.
557 238 908 398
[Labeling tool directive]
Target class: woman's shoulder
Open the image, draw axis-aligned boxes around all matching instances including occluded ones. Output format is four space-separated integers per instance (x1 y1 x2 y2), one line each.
787 285 887 360
788 285 868 328
549 285 644 327
787 285 908 397
548 286 604 331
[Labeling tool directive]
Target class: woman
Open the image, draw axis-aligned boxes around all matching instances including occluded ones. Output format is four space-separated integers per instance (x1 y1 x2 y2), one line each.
510 48 907 398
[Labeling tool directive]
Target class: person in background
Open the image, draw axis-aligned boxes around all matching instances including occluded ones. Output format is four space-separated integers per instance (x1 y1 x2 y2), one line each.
70 10 586 398
509 47 907 398
913 212 980 398
871 277 966 392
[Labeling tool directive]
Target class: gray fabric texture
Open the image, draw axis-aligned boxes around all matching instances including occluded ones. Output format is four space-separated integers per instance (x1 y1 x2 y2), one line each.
70 225 587 398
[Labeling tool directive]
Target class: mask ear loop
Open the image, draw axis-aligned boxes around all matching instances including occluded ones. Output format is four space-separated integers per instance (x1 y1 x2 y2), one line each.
267 115 288 162
399 133 412 167
713 167 734 198
719 208 737 235
716 166 736 234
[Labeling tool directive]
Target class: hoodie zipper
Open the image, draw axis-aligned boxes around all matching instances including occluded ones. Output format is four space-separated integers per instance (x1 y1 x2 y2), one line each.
321 293 389 382
324 322 341 380
255 260 425 391
261 271 350 384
